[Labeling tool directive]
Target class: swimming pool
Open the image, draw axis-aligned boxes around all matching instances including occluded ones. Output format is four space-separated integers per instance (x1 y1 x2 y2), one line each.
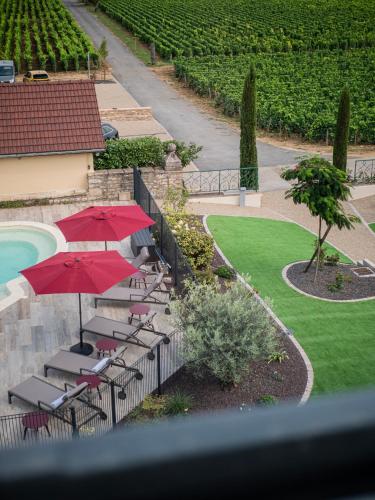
0 222 67 311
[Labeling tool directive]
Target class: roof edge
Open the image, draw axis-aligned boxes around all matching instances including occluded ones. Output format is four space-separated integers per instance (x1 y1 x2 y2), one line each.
0 148 105 159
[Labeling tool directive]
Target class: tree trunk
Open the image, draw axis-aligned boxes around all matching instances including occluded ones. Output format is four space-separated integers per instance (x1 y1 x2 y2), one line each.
304 225 332 273
314 217 322 282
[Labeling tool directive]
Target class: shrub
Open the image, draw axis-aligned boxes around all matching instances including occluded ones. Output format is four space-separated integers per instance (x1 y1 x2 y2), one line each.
214 265 236 280
165 391 193 416
94 137 202 170
163 186 189 213
94 137 165 170
258 395 279 406
166 213 214 271
267 350 289 364
325 252 340 266
171 280 278 385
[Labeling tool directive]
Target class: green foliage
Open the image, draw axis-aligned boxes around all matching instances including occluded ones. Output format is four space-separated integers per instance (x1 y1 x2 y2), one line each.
165 391 193 416
325 253 340 266
240 64 258 190
282 157 359 271
171 280 278 385
213 265 236 280
195 268 216 285
164 140 203 168
0 198 50 209
333 88 351 171
175 50 375 144
327 270 351 292
94 137 201 170
163 186 189 213
166 213 214 271
281 157 359 231
98 0 375 57
94 137 165 169
258 395 278 406
267 350 289 364
1 0 98 71
126 393 193 423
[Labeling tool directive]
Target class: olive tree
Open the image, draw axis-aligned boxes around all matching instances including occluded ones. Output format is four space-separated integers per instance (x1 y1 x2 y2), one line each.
171 280 277 386
281 156 359 274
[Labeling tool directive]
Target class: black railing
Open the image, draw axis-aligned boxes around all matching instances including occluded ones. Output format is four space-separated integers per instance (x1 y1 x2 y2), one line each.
352 158 375 184
181 167 258 194
0 330 184 449
133 168 195 289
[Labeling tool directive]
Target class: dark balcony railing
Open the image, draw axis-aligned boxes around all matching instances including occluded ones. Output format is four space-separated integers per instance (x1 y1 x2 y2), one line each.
181 167 258 195
1 388 375 499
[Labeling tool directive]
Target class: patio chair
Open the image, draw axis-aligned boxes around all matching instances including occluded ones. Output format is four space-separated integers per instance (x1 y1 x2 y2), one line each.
8 376 107 425
82 313 170 360
43 345 143 380
127 246 170 275
94 272 171 312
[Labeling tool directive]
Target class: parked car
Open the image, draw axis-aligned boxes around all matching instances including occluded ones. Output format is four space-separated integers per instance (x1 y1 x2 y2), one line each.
23 70 50 82
101 123 119 140
0 60 15 83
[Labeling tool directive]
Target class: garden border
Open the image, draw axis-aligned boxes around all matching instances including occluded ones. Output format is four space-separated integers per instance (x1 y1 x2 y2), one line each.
282 261 375 303
203 215 314 404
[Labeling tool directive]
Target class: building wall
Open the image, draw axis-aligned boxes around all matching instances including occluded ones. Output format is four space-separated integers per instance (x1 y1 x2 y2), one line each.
0 153 93 200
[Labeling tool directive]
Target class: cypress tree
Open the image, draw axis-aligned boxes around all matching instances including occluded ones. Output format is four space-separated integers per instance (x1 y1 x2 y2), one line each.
240 64 258 190
333 87 351 172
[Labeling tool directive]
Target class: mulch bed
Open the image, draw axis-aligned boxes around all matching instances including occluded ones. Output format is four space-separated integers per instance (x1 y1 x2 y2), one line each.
157 217 308 412
286 261 375 300
162 332 307 413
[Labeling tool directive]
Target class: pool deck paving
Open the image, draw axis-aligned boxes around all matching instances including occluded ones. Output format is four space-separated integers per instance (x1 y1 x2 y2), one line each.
0 202 174 418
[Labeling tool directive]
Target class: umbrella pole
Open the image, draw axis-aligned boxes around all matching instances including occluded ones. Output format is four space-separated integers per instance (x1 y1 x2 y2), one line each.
70 293 93 356
105 241 107 251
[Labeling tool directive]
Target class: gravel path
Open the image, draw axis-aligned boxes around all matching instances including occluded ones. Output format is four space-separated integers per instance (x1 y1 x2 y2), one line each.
63 0 304 177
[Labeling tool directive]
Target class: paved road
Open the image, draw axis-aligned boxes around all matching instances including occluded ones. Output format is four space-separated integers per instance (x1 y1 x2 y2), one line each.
64 0 303 175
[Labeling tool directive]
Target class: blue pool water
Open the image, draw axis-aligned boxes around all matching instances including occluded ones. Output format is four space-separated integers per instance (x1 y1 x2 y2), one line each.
0 227 57 287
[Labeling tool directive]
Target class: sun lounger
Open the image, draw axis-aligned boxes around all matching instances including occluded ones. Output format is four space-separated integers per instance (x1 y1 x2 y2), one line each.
94 272 171 311
82 313 170 360
8 376 89 411
8 376 107 426
43 345 142 381
127 247 169 274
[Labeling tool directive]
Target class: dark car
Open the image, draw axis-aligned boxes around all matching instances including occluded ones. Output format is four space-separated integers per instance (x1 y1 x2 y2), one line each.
101 123 119 140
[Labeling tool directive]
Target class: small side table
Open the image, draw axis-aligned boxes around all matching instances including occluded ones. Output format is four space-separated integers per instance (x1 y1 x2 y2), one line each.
128 303 150 324
76 374 102 400
96 338 118 358
22 412 50 440
129 270 147 289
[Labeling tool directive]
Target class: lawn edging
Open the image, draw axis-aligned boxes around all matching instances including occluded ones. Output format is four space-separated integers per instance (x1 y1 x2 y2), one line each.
203 215 314 404
282 261 375 303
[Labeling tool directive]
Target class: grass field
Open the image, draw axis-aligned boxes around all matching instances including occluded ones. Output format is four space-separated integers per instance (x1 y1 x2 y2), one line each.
207 216 375 396
370 223 375 232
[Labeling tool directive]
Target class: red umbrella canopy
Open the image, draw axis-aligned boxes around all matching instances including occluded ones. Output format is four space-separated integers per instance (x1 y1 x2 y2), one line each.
55 205 154 242
20 251 137 295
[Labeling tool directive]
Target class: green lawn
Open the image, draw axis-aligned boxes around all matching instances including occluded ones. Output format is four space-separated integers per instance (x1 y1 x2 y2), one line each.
370 223 375 233
207 216 375 396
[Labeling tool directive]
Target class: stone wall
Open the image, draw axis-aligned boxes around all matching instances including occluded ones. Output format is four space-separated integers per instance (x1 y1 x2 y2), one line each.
99 107 153 121
87 167 182 201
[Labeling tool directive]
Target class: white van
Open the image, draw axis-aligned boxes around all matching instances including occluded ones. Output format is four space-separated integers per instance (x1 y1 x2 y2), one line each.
0 60 15 83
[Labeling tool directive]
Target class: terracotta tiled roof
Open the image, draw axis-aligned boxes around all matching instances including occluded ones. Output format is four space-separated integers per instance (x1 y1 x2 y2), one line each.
0 80 105 157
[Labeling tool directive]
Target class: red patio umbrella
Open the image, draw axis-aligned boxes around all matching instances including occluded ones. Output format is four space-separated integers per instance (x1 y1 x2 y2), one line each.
55 205 155 250
21 251 137 355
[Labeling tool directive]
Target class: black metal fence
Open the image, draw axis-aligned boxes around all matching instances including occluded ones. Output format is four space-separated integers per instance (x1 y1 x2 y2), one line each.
0 330 184 449
352 158 375 184
181 167 258 194
133 167 195 289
